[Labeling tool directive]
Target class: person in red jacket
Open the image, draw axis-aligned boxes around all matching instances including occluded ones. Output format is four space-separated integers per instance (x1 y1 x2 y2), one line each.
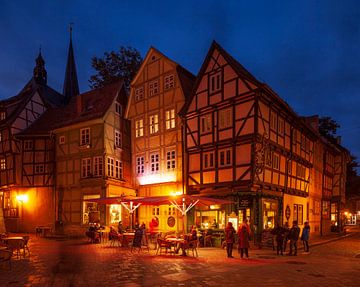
225 222 236 258
238 219 251 259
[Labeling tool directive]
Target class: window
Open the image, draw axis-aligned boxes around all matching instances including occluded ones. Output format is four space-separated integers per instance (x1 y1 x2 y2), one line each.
273 154 280 170
136 156 145 175
0 111 5 121
80 128 90 146
165 109 176 130
293 204 303 224
150 153 160 173
135 87 144 101
296 164 306 179
149 114 159 134
203 152 215 169
0 158 5 170
270 112 277 130
164 74 175 90
152 207 160 216
265 150 272 167
149 80 159 96
0 131 2 142
209 72 221 93
81 158 92 178
24 140 33 150
115 101 122 115
135 119 144 138
219 149 232 167
278 118 284 135
115 130 122 148
107 157 114 177
219 108 232 129
34 164 44 174
200 114 212 134
322 201 330 219
166 150 176 170
115 160 123 179
93 156 103 177
59 136 65 145
314 200 320 215
287 160 292 175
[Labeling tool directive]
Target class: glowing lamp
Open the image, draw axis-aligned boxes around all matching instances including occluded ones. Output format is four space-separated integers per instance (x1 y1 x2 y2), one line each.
137 172 176 185
16 194 28 203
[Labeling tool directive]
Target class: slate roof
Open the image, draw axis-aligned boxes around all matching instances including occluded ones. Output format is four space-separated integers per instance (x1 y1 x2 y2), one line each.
18 80 124 136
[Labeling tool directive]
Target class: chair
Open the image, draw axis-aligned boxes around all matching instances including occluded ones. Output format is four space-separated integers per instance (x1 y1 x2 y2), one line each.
204 233 213 247
22 236 30 257
156 238 175 255
0 249 12 270
6 239 25 259
185 239 198 257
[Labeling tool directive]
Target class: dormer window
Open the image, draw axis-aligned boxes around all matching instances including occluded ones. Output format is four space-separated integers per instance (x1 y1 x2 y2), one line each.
164 74 175 90
80 128 90 146
149 80 159 96
115 101 122 115
135 87 144 102
24 140 33 150
0 111 6 121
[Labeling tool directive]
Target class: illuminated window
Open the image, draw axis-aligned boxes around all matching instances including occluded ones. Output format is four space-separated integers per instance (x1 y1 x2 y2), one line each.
293 204 303 225
24 140 33 150
0 111 5 121
219 149 232 167
136 156 145 175
149 80 159 96
59 136 65 145
150 153 160 173
115 160 123 179
165 109 176 129
203 151 215 169
166 150 176 170
219 108 232 129
83 194 99 224
93 156 103 177
80 128 90 146
209 72 221 93
115 130 122 148
107 157 114 177
270 112 277 130
0 158 5 170
135 119 143 137
164 74 175 90
81 158 91 178
34 164 44 174
135 87 144 101
115 101 122 115
149 114 159 134
0 131 2 142
273 154 280 170
200 114 212 134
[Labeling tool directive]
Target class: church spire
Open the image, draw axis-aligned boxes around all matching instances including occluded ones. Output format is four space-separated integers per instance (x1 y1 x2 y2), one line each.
63 23 79 103
33 48 47 85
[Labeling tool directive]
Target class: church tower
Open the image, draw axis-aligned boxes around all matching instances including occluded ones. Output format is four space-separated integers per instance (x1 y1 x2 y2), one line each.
33 50 47 85
63 25 79 103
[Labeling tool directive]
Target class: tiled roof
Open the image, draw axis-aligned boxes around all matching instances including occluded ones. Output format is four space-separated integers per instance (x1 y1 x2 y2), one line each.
18 80 124 136
176 65 196 101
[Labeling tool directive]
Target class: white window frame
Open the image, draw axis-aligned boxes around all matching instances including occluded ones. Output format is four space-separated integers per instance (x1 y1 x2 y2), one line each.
115 160 123 179
0 158 5 170
115 101 122 115
149 114 159 134
149 80 159 96
135 87 144 101
209 72 221 93
115 130 122 148
164 74 175 90
273 154 280 170
166 150 176 170
219 108 232 129
93 156 103 177
219 149 232 167
107 157 114 177
135 119 144 138
200 114 212 134
81 158 92 178
165 109 176 130
59 136 65 145
0 112 5 121
203 151 215 169
80 128 90 146
150 153 160 173
270 112 277 130
136 156 145 175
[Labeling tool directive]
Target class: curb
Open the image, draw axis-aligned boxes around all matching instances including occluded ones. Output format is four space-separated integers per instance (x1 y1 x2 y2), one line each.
309 232 357 248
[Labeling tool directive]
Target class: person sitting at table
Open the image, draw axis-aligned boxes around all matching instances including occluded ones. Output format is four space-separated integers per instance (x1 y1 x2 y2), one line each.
175 225 198 256
118 221 125 234
140 223 147 246
86 224 100 243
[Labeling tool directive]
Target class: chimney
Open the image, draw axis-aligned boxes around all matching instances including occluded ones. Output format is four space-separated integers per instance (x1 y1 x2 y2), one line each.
76 95 82 114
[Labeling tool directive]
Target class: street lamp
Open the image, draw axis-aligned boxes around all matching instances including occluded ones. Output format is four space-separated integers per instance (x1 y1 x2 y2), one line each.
16 194 28 232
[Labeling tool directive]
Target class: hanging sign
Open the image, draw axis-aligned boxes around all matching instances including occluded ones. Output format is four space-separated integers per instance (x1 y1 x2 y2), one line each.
285 205 291 220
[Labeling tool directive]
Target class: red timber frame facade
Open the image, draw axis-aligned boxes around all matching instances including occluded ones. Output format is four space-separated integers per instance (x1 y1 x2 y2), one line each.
182 42 317 238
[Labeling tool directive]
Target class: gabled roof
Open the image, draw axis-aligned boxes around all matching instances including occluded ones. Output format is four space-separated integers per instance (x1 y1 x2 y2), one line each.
63 33 79 103
0 78 64 129
18 80 124 136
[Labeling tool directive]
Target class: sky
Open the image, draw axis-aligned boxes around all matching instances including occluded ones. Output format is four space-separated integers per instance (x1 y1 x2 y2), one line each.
0 0 359 167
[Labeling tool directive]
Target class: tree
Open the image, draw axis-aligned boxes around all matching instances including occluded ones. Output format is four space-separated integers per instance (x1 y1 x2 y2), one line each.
346 155 360 197
89 46 142 91
318 116 340 140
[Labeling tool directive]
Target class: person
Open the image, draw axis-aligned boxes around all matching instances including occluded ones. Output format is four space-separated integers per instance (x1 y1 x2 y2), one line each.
288 220 300 256
176 225 198 256
225 222 236 258
238 219 251 259
109 226 121 241
271 223 285 255
140 222 148 246
283 222 290 253
211 219 218 229
301 221 310 252
118 221 124 234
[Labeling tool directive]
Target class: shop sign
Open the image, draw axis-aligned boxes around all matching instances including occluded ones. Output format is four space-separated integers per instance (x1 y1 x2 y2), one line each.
167 216 175 227
239 197 252 208
285 205 291 220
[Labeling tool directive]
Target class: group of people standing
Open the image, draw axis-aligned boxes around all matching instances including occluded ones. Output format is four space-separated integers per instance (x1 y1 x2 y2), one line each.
225 219 311 258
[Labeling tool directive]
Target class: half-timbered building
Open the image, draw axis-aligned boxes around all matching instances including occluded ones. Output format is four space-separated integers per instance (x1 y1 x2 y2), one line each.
126 47 195 232
182 41 322 235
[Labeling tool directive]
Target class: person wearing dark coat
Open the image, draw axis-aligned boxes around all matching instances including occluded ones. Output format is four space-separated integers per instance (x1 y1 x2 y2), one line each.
271 224 286 255
238 220 251 259
301 221 310 252
288 220 300 256
283 222 290 252
225 222 236 258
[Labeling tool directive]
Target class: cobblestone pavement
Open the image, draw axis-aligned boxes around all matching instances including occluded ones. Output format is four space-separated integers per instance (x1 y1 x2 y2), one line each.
1 229 359 287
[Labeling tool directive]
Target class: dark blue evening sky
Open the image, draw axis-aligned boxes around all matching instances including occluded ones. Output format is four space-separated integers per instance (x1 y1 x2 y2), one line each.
0 0 359 165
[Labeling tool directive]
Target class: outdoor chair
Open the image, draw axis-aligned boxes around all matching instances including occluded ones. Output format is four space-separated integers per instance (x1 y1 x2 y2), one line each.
156 238 175 255
204 234 213 247
109 233 122 247
21 236 30 257
0 249 12 270
184 239 198 257
6 239 25 259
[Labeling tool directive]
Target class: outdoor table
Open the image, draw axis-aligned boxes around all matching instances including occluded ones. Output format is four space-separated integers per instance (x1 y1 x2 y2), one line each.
1 236 24 243
0 246 7 251
122 232 135 247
